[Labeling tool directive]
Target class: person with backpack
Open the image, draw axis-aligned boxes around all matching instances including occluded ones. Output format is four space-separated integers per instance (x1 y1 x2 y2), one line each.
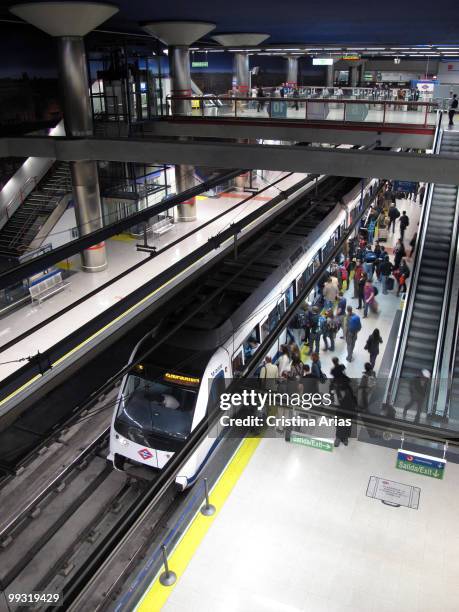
308 306 324 354
396 259 410 296
359 362 376 412
363 280 377 318
336 291 347 330
345 306 362 362
364 328 383 368
310 352 326 383
388 203 400 233
393 239 406 270
323 310 339 351
399 211 410 242
334 381 357 447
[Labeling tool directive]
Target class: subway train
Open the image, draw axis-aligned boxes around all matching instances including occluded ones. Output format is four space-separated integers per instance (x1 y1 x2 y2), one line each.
109 176 376 488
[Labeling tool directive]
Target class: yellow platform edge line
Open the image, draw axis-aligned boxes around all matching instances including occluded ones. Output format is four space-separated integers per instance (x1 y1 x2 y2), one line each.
137 436 261 612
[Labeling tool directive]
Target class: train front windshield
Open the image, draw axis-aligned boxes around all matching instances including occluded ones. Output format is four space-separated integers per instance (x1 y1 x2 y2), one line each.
115 373 198 447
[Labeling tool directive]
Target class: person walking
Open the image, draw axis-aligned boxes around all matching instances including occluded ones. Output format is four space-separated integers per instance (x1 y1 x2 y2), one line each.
277 345 291 379
308 307 324 354
256 86 265 112
357 271 367 310
364 329 383 368
448 93 458 127
323 276 339 311
336 291 347 330
363 280 377 318
388 203 400 233
330 356 349 403
396 259 410 296
418 184 425 204
353 260 364 299
399 210 410 242
259 356 279 391
334 382 357 447
393 239 406 270
323 310 339 351
310 352 325 392
292 87 299 111
345 306 362 362
359 362 376 412
403 369 431 422
379 254 393 294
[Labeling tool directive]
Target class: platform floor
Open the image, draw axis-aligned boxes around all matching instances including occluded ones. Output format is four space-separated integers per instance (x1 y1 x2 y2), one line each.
313 194 422 381
153 433 459 612
0 171 303 383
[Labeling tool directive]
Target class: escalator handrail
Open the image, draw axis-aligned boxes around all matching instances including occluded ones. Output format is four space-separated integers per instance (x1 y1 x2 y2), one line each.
427 170 459 413
384 110 444 406
438 187 459 416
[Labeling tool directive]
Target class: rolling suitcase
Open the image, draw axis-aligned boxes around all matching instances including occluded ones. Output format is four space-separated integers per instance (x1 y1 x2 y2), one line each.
386 277 395 291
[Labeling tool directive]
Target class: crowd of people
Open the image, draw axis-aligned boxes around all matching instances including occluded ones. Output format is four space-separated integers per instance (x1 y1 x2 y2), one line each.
258 180 425 444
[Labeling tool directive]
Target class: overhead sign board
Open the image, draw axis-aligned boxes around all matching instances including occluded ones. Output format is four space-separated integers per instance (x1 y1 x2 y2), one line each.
366 476 420 509
289 432 334 452
396 449 446 479
192 61 208 68
313 58 333 66
342 54 360 61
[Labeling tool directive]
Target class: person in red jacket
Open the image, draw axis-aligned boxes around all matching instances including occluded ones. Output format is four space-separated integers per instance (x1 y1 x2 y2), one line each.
353 260 364 299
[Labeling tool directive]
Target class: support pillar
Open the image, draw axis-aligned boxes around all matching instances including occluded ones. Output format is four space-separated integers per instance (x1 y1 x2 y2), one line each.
142 21 216 222
286 56 298 86
10 2 118 272
326 64 334 87
234 52 250 95
57 36 107 271
350 65 358 87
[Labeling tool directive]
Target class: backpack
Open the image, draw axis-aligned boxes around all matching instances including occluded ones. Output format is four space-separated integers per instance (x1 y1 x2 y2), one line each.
348 314 362 334
311 314 323 335
374 286 379 296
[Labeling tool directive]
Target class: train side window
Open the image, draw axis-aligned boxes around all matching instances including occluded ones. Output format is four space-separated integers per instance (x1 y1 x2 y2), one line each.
243 326 260 361
296 273 305 295
278 297 286 317
260 317 270 342
268 304 280 331
231 348 244 377
285 282 295 308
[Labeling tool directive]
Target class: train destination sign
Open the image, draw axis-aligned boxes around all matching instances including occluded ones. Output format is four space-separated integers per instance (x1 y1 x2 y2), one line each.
396 449 446 480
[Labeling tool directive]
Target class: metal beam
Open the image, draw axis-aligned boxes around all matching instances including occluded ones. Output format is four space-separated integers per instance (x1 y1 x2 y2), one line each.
137 118 435 149
1 135 459 184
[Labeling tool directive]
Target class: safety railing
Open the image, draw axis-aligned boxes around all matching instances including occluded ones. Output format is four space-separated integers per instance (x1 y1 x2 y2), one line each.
166 95 438 128
0 175 38 228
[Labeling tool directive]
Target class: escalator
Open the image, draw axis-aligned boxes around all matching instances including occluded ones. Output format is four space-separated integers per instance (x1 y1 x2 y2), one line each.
393 128 459 410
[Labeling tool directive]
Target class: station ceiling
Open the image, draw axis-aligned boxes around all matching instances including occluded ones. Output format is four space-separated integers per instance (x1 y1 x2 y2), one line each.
1 0 459 46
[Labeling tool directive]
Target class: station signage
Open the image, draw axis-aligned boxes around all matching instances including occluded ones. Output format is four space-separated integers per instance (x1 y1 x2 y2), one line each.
396 449 446 480
192 61 209 68
313 58 333 66
342 54 360 61
366 476 420 509
289 433 334 452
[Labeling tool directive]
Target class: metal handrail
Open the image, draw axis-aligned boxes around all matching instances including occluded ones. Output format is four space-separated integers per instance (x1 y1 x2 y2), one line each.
427 178 459 415
0 175 38 225
384 110 444 407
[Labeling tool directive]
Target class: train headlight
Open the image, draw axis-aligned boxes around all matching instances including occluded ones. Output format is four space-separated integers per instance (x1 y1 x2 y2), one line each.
117 436 129 446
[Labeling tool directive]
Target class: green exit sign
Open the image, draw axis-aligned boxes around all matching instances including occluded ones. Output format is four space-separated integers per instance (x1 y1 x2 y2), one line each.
192 61 208 68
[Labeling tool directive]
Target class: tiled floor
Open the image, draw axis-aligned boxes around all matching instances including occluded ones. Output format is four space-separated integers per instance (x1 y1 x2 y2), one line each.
162 434 459 612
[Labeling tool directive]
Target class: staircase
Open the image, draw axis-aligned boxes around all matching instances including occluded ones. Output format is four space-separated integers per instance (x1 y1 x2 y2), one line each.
395 130 459 407
0 162 72 262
